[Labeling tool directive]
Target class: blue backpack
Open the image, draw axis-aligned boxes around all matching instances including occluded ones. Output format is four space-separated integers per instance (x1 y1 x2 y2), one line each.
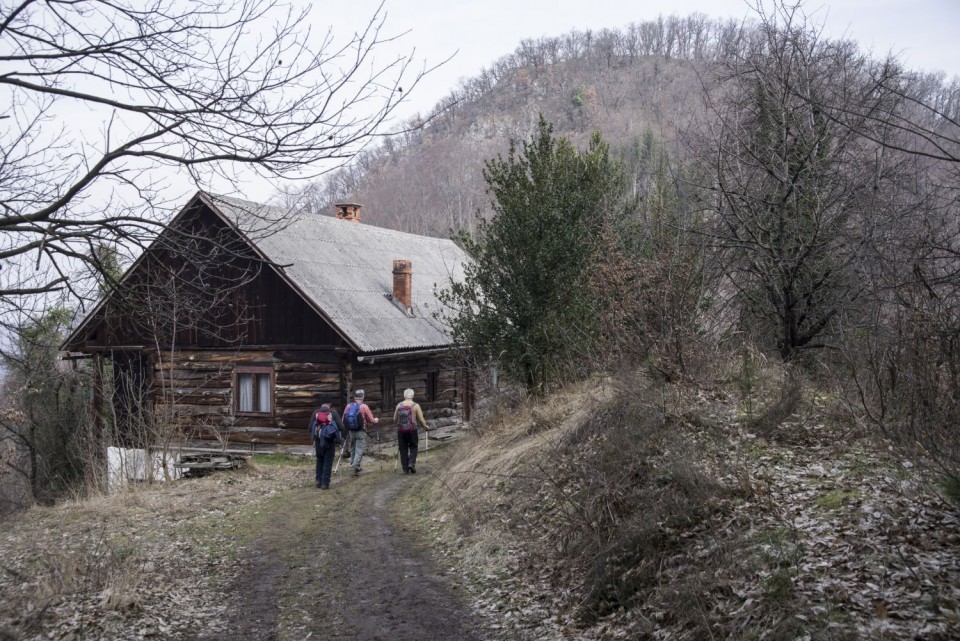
319 422 340 446
344 402 363 431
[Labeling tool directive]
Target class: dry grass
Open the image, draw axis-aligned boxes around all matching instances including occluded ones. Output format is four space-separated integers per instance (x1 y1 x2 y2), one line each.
424 363 960 641
433 374 737 632
435 379 609 527
0 459 311 641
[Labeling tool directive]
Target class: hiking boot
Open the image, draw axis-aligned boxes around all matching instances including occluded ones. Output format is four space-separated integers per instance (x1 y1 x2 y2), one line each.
409 466 416 474
353 467 361 477
320 485 330 490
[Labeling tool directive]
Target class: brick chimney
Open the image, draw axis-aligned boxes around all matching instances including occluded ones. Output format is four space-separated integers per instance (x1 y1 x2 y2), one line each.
334 203 361 222
392 259 412 312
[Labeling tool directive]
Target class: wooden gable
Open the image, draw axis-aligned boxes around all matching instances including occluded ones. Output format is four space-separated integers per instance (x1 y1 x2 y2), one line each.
70 198 346 352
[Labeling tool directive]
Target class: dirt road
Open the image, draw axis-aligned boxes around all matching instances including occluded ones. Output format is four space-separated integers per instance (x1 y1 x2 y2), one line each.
198 456 486 641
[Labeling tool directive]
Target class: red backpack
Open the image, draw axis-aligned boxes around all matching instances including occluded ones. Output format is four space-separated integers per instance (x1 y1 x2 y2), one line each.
314 408 336 442
397 404 416 432
315 408 333 427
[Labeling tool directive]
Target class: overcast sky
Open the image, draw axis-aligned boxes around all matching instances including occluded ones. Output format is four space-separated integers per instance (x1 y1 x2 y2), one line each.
166 0 957 203
327 0 959 127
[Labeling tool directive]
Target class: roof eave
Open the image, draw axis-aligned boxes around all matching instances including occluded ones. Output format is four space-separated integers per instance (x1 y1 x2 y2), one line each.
355 345 453 362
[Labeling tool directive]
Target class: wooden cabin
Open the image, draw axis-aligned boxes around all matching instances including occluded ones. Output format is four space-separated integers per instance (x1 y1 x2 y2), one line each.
62 192 472 446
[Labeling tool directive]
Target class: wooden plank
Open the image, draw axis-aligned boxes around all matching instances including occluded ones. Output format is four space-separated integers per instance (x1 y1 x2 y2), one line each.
274 350 342 365
276 383 340 398
152 370 230 382
189 427 312 445
177 461 240 470
275 372 340 385
154 396 227 407
153 387 229 398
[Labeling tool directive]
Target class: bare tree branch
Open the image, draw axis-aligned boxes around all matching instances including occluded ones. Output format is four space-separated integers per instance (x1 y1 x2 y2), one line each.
0 0 430 308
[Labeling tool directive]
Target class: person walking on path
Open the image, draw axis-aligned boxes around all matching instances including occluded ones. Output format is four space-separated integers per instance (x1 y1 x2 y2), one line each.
343 389 379 476
308 397 343 489
394 388 429 474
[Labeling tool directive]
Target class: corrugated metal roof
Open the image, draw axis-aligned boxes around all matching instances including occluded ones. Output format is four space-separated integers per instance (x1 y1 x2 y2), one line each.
203 193 468 354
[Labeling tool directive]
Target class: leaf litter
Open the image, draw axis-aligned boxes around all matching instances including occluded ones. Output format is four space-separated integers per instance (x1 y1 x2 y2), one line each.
423 381 960 640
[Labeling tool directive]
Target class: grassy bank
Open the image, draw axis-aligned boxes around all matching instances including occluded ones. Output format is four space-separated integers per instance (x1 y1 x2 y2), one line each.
418 369 960 640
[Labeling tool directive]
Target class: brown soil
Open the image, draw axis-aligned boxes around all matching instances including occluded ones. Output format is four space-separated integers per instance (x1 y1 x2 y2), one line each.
197 457 486 641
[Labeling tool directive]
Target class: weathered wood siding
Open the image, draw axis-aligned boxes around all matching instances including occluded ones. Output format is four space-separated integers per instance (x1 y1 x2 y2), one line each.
349 356 463 442
79 203 344 350
149 349 464 445
151 349 341 444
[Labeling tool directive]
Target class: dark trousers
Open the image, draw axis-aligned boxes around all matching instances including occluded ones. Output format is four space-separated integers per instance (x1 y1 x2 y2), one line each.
315 442 336 487
398 429 418 471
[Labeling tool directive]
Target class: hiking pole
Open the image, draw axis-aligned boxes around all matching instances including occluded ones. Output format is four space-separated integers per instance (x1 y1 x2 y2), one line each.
333 439 346 475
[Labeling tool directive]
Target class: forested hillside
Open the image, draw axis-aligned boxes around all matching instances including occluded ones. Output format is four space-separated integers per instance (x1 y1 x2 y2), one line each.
289 12 957 241
291 15 723 234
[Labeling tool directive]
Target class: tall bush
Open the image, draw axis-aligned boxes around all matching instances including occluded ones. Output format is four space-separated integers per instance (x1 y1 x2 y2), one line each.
0 308 90 505
441 116 629 394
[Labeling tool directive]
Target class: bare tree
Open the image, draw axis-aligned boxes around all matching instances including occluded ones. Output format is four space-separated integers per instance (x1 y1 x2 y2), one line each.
0 0 429 312
798 41 960 486
805 57 960 166
0 307 88 506
691 2 905 360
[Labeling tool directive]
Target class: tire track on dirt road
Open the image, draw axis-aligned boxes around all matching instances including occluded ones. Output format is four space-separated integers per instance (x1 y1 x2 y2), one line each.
198 465 486 641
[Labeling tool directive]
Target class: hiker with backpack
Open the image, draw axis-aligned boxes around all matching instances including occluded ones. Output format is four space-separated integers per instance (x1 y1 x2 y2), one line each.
308 397 344 489
342 389 379 476
394 388 429 474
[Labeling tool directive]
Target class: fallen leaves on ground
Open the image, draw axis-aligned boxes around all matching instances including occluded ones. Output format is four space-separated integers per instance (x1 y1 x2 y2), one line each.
426 385 960 641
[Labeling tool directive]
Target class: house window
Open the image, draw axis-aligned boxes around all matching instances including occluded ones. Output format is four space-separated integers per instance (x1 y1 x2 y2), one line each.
380 374 396 412
235 366 274 415
426 370 439 402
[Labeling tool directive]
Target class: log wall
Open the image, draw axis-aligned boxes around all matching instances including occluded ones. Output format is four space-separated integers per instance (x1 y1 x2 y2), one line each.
148 349 464 445
350 356 463 442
